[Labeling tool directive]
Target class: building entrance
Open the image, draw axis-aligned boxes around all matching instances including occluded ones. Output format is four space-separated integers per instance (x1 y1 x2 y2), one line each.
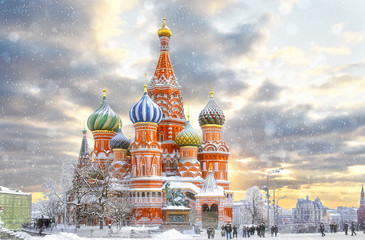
202 204 218 229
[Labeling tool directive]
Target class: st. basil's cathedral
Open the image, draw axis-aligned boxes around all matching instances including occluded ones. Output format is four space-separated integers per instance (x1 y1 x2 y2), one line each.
78 17 233 228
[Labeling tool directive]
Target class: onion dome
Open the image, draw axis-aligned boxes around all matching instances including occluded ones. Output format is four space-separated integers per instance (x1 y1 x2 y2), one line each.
198 90 225 126
176 120 202 147
110 122 130 149
87 89 120 131
129 83 162 124
158 17 172 38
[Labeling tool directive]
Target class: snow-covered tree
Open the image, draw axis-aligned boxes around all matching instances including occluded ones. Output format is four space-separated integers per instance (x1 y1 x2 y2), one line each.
107 180 133 229
240 186 267 225
38 178 64 228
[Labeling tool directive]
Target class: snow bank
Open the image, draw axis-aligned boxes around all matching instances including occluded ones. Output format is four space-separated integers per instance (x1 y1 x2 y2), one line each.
42 232 83 240
153 229 193 239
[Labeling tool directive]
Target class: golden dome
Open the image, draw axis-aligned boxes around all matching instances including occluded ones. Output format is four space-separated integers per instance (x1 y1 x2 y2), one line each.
158 17 172 38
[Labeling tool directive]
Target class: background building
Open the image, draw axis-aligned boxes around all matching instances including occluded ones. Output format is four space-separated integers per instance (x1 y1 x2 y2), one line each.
0 186 31 230
292 195 327 224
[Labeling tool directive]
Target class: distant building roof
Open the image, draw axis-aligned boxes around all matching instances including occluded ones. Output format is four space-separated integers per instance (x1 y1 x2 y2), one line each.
0 186 31 195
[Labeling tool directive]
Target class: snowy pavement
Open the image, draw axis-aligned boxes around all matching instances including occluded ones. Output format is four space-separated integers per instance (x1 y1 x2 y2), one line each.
28 230 365 240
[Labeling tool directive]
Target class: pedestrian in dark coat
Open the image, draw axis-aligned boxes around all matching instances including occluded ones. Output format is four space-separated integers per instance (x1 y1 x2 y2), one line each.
256 225 260 237
271 226 274 236
232 225 238 238
225 222 232 239
344 222 348 235
351 222 357 236
320 222 325 237
274 225 278 237
260 223 265 237
221 225 226 237
207 227 212 239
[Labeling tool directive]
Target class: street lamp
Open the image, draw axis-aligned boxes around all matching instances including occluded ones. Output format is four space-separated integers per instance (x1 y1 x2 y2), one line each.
266 168 284 231
276 196 287 225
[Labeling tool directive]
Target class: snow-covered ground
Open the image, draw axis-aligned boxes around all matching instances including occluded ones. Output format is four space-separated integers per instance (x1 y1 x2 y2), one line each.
27 229 364 240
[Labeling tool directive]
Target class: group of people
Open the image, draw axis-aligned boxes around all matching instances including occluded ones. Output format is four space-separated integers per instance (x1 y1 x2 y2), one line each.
270 225 279 237
217 222 268 238
329 222 338 233
320 221 357 237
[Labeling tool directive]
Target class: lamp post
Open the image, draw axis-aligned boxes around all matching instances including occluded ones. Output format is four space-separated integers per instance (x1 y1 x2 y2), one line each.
276 196 287 225
266 168 284 231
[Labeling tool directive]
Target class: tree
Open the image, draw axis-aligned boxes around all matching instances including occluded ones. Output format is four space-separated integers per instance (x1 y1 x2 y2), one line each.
240 186 267 225
107 180 133 229
38 179 64 229
80 161 132 229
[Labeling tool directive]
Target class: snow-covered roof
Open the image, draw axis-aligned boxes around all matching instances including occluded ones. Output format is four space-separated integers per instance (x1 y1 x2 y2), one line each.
0 186 31 195
167 181 201 194
162 205 190 210
196 170 224 197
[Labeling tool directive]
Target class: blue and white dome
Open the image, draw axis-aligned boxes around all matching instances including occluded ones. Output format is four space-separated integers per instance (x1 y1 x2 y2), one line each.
110 123 130 149
129 90 162 124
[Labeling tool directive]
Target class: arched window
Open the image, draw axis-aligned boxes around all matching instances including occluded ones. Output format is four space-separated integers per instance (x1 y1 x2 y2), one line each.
160 133 164 142
142 165 146 176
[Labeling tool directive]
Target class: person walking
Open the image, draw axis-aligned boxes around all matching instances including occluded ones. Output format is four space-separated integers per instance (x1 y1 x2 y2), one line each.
232 225 238 238
221 225 226 237
351 221 357 236
320 222 325 237
225 222 232 239
274 225 278 237
242 226 247 238
344 222 348 235
211 227 215 239
260 223 265 238
271 225 274 237
207 227 212 239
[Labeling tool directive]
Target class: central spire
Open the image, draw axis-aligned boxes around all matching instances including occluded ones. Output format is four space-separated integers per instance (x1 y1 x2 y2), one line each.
150 16 178 88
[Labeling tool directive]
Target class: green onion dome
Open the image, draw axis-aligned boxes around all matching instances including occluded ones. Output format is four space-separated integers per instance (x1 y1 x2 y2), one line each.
198 93 225 126
176 120 202 147
87 89 120 131
110 123 130 149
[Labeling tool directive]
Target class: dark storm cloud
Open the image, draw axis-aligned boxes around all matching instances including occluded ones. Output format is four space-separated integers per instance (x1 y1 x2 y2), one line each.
252 79 283 102
0 0 110 190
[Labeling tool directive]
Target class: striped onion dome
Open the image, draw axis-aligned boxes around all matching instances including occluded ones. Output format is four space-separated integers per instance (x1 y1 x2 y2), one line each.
176 120 202 147
110 123 130 149
87 89 120 131
129 87 162 124
198 96 225 126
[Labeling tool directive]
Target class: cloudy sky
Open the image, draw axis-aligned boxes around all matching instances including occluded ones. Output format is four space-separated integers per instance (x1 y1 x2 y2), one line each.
1 0 365 209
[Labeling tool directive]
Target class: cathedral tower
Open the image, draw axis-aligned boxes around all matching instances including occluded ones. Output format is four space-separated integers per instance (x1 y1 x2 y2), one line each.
175 114 202 178
78 128 91 168
197 89 230 190
110 122 131 179
129 83 164 225
87 89 120 168
148 17 186 175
